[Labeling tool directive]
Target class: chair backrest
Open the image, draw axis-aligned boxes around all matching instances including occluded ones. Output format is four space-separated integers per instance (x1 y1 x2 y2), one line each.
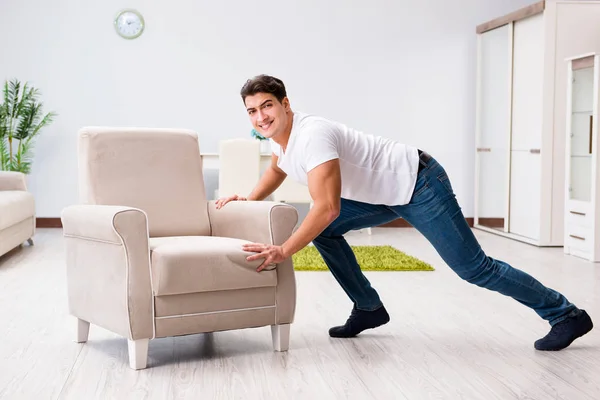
218 139 261 197
272 178 312 204
77 127 211 237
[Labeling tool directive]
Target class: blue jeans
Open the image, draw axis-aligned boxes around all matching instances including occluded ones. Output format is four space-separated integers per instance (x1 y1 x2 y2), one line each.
312 153 580 326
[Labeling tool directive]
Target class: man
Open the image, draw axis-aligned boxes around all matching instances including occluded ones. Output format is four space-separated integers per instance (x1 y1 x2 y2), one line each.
216 74 593 350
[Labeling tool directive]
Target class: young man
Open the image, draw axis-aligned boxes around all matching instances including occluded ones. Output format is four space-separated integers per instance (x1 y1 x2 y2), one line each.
216 74 593 350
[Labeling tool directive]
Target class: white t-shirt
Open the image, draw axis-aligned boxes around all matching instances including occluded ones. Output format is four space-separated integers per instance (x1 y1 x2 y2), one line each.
271 111 420 206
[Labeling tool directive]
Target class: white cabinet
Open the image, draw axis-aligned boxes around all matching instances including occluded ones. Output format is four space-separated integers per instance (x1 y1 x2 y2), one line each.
564 53 600 261
474 0 600 246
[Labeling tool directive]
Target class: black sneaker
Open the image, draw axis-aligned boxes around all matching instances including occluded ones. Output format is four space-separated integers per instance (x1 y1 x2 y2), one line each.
535 310 593 351
329 305 390 338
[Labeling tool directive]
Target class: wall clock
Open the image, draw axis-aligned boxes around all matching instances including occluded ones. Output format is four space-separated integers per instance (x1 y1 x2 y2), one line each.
114 9 145 39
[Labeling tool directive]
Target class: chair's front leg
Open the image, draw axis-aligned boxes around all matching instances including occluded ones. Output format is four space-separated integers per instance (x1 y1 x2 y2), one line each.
271 324 290 351
128 339 149 370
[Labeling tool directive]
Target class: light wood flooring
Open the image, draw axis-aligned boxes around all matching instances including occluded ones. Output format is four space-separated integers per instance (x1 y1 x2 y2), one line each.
1 227 599 400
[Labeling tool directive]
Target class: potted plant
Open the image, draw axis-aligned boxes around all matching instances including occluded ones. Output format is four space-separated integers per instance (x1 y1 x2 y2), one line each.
0 78 57 174
251 128 270 154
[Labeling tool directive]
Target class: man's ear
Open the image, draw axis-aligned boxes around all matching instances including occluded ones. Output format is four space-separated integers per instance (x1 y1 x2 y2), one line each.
282 97 291 111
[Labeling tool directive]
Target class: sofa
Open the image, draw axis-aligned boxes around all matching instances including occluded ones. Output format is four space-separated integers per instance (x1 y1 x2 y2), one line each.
0 171 35 258
61 127 299 370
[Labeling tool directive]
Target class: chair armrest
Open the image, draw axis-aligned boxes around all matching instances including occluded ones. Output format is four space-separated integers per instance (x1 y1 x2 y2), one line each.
0 171 27 191
207 200 299 325
207 200 298 245
61 205 154 340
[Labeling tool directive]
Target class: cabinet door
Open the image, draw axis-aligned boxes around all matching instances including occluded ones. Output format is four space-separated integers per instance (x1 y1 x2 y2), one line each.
475 24 511 232
509 13 544 240
568 62 594 203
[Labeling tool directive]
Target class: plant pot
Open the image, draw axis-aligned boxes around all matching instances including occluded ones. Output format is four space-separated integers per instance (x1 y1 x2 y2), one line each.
260 140 270 154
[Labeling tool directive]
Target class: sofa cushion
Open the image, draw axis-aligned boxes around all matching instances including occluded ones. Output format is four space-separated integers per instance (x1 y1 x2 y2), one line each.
149 236 278 296
0 191 35 230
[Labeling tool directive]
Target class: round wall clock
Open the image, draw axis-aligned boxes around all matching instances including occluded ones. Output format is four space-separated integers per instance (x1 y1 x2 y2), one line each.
114 9 145 39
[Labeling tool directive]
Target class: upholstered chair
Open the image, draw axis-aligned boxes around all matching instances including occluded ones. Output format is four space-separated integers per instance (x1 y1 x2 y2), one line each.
61 127 298 370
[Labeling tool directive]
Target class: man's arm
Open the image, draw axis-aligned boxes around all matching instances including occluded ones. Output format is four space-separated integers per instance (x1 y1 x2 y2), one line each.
217 154 287 209
247 154 287 201
280 158 341 258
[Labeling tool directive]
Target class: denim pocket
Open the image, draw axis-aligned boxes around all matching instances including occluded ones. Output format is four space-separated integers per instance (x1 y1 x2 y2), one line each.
412 181 429 197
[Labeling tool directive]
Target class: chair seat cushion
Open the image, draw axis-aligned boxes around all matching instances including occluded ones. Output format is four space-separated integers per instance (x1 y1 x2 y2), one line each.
0 191 35 231
149 236 277 296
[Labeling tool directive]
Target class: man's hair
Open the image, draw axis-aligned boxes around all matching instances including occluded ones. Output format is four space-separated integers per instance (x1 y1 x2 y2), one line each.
240 74 287 104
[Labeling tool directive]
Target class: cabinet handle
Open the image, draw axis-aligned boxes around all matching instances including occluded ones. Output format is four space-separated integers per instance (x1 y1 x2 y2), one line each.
570 211 586 216
477 148 491 152
530 149 541 154
570 234 585 241
590 115 593 154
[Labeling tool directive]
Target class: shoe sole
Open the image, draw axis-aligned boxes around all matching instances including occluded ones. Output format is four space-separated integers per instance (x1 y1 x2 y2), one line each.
328 318 390 338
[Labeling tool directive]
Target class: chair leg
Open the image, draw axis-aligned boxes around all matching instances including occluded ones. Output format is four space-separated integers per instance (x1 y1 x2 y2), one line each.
27 238 34 245
75 318 90 343
128 339 149 370
271 324 290 351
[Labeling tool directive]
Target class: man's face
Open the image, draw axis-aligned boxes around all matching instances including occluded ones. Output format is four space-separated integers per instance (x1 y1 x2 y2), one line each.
244 92 290 140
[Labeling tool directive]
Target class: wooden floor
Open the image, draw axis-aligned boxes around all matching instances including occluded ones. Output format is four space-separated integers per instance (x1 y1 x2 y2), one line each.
1 227 599 400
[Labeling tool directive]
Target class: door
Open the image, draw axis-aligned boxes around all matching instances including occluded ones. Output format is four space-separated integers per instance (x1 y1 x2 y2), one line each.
509 13 544 240
475 24 512 232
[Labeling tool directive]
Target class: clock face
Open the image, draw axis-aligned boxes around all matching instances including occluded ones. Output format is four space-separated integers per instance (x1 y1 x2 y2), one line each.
114 10 144 39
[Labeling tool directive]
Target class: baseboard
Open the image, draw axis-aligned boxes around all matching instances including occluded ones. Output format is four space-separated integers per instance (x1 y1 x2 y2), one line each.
36 218 62 228
475 218 503 228
379 217 475 228
36 217 475 229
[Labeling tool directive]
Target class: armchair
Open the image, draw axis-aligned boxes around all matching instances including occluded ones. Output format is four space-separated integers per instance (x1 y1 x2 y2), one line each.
61 127 298 370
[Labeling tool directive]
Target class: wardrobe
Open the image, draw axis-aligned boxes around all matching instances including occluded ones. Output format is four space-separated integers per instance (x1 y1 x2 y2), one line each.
474 0 600 246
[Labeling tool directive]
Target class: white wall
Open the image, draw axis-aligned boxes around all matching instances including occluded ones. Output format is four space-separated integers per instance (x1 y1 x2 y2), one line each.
0 0 536 217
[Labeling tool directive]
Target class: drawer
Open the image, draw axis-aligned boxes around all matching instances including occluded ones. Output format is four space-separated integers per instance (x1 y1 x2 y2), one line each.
567 201 591 215
565 224 593 252
566 209 592 228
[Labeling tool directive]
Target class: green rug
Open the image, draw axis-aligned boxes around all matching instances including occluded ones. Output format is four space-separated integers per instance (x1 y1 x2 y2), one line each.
292 245 434 271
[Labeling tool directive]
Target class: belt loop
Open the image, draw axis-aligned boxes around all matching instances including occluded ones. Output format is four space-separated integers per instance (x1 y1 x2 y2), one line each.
417 149 426 174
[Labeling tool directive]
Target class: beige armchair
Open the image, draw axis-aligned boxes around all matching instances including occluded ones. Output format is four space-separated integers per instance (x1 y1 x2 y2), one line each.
61 127 298 370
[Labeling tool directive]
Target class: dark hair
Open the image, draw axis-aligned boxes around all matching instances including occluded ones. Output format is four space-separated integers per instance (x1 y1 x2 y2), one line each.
240 74 287 104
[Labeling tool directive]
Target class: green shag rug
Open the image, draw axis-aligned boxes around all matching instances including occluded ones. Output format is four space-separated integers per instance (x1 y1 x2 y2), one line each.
292 245 434 271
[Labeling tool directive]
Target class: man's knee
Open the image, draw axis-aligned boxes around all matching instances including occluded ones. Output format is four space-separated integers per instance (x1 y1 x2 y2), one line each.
316 222 341 238
314 228 335 242
454 256 495 287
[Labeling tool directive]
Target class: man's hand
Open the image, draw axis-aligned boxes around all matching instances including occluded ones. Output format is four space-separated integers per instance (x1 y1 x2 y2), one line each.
215 194 247 209
243 242 286 272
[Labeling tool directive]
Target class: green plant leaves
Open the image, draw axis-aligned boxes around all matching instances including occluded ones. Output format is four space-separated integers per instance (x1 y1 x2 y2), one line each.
0 78 56 173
